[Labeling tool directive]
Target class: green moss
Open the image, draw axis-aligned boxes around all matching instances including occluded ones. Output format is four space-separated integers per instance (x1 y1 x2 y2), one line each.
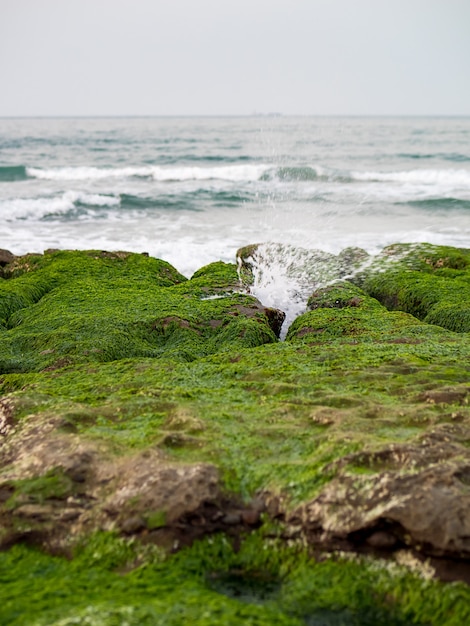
3 324 469 502
190 260 241 292
306 281 376 311
287 281 432 344
0 252 277 373
1 532 468 625
353 244 470 332
146 510 167 530
2 245 470 623
5 468 75 510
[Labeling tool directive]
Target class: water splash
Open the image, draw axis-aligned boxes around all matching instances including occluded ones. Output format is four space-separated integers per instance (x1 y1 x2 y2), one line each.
237 243 370 339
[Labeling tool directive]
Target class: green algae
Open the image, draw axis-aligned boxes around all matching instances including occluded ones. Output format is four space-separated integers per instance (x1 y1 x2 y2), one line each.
3 328 469 502
2 531 468 626
1 246 470 623
4 468 75 510
354 243 470 333
290 279 462 343
0 252 278 373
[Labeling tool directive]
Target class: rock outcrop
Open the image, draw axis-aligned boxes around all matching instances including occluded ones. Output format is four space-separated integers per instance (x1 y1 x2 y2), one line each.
1 244 470 625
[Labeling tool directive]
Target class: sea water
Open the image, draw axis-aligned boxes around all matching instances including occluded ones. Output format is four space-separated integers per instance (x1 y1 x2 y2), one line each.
1 116 469 319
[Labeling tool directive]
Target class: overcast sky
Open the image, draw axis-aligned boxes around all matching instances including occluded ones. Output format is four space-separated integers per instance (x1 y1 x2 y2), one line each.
1 0 469 117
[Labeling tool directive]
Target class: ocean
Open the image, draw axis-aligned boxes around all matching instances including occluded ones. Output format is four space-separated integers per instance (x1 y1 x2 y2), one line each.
1 115 470 322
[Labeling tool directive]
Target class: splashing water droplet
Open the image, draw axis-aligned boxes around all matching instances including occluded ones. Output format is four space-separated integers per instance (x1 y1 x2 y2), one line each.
237 243 357 339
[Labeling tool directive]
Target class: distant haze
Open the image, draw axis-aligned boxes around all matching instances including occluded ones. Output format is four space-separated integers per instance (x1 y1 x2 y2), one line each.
1 0 469 117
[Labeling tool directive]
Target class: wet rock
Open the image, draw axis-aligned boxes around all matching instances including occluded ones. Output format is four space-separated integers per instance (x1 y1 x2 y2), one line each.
160 432 203 448
241 508 261 526
14 504 56 521
419 387 469 406
291 459 470 559
0 249 15 266
63 452 94 483
0 400 268 553
263 306 286 337
0 413 100 479
366 530 398 549
120 515 146 534
232 301 285 338
222 512 241 525
0 397 16 438
99 451 221 526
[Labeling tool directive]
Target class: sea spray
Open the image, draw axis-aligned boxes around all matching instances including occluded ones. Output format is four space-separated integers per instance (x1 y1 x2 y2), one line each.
3 116 470 262
237 243 370 338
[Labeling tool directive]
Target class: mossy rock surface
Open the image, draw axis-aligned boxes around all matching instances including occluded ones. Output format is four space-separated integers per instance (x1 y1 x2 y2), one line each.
0 250 282 372
352 243 470 332
1 245 470 625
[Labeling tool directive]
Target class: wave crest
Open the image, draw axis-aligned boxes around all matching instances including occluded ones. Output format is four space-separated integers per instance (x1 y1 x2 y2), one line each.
1 191 120 221
350 168 470 186
261 165 349 183
26 164 269 182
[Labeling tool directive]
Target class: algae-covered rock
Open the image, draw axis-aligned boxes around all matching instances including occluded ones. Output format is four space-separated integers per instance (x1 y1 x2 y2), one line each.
291 448 470 559
1 244 470 625
352 242 470 332
0 251 283 372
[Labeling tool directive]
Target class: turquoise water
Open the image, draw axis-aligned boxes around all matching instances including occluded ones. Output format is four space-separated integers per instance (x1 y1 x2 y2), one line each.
1 116 469 276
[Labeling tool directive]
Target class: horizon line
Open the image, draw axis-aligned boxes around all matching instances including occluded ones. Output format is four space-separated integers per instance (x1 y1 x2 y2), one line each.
1 113 470 120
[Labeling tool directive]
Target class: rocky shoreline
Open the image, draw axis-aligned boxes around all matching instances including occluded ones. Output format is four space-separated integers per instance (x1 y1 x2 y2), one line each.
1 243 470 625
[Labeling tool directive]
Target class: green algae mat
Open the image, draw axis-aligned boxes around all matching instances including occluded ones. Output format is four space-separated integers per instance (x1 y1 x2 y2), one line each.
1 244 470 625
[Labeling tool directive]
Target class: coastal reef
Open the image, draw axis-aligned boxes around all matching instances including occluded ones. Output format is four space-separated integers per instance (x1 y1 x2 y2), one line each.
1 244 470 625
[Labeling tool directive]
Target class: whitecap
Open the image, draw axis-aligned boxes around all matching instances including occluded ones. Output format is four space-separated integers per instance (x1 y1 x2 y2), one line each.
26 163 270 183
350 168 470 187
0 191 120 220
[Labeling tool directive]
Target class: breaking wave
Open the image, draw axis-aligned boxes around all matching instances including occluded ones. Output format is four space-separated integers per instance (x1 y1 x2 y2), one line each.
10 163 470 193
26 164 270 182
239 243 363 339
1 188 258 221
1 192 120 220
261 165 348 182
350 168 470 186
260 166 470 189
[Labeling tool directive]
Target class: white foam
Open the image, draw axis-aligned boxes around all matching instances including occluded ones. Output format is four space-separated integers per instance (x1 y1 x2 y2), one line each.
350 168 470 186
73 191 120 207
242 243 346 339
1 191 120 220
27 166 127 181
27 164 270 183
248 266 307 339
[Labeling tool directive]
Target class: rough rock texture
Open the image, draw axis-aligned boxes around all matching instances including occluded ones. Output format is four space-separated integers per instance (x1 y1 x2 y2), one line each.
2 244 470 624
290 456 470 559
0 412 264 553
0 249 16 267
